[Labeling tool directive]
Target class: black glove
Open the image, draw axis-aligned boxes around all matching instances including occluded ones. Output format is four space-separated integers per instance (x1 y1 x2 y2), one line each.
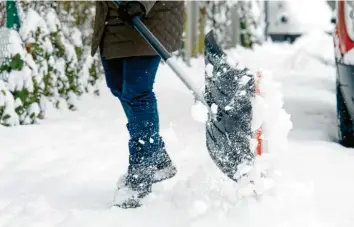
118 1 145 23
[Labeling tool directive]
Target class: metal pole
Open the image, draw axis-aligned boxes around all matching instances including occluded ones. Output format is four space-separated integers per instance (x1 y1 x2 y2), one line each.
231 4 240 47
264 0 269 39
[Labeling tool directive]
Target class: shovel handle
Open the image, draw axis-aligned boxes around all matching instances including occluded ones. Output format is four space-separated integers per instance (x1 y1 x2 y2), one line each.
131 16 211 111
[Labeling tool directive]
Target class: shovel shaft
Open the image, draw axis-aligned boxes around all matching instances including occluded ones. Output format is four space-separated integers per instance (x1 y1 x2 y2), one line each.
131 17 211 111
131 16 171 61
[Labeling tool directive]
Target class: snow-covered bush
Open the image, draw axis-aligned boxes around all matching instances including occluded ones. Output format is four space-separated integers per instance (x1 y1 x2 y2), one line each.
0 2 102 126
202 1 233 48
238 1 266 47
0 28 41 126
55 1 101 96
201 0 265 49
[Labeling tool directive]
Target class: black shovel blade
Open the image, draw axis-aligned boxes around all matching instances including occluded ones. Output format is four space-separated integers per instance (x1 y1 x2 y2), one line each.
204 31 256 182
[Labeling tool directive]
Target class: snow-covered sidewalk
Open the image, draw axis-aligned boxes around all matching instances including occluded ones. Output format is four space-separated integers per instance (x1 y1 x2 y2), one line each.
1 32 354 227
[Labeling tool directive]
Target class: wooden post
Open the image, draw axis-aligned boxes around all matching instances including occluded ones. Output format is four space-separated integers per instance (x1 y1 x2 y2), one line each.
198 6 207 54
190 1 198 57
185 1 199 65
186 1 192 65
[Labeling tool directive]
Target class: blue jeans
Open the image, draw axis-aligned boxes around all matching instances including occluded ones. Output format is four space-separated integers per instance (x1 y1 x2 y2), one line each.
101 55 162 166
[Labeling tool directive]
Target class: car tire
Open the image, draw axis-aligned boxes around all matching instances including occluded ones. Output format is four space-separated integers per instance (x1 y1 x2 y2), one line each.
337 81 354 148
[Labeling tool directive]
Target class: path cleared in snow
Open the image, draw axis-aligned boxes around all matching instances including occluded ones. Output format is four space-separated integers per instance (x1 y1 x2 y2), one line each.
1 32 354 227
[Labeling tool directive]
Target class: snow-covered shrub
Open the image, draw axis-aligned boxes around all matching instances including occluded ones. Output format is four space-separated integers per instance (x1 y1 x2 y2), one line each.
19 3 101 110
0 2 102 126
56 1 101 96
20 8 65 111
238 1 266 48
202 1 233 48
202 0 265 49
0 28 41 126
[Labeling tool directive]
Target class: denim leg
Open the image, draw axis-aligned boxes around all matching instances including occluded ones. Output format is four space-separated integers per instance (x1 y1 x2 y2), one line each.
121 56 162 165
100 56 130 118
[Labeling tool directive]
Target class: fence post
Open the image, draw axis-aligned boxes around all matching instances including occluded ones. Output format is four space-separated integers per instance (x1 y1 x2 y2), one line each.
191 1 199 57
185 1 192 65
198 6 206 54
6 0 21 31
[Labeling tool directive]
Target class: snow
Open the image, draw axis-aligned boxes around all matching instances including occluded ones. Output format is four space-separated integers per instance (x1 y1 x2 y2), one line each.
70 28 83 48
205 63 213 78
343 49 354 65
1 31 354 227
20 9 53 54
191 101 208 123
44 8 61 33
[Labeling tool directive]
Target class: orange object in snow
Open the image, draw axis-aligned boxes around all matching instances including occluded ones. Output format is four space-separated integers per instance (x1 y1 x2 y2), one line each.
256 72 263 156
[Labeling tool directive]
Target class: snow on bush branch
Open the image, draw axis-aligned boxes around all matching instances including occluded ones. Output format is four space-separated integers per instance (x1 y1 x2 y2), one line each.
0 3 101 126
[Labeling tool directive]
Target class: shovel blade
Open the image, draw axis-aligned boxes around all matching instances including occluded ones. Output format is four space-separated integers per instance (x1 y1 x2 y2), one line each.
204 31 256 182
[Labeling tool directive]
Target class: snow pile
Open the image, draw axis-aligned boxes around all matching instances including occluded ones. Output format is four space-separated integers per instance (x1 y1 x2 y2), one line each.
218 50 293 195
254 70 292 153
243 69 292 195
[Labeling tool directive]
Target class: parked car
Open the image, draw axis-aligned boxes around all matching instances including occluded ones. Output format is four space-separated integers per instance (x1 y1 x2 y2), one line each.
266 1 334 43
334 0 354 147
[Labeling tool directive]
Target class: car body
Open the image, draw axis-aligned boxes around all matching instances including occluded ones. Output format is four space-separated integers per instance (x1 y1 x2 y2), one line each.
333 0 354 147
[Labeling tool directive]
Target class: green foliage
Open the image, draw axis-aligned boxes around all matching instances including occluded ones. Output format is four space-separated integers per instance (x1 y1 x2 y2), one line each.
0 51 41 125
50 30 65 58
0 54 24 73
240 21 252 48
89 62 100 95
75 47 83 61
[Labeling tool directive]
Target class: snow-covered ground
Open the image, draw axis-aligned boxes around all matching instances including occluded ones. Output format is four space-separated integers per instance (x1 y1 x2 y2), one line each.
1 32 354 227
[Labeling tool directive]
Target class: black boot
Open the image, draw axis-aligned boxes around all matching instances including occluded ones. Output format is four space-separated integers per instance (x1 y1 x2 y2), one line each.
113 163 155 208
153 137 177 183
113 139 156 208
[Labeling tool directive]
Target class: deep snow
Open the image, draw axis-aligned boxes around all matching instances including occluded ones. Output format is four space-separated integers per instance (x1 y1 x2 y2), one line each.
1 31 354 227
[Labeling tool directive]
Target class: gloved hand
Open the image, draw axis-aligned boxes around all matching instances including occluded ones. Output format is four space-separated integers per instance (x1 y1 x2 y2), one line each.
118 1 146 23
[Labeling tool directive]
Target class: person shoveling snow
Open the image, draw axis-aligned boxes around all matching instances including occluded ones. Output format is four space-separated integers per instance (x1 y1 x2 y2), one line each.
92 1 292 208
91 1 184 209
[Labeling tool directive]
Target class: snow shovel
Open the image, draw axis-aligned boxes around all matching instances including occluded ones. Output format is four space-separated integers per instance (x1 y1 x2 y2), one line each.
113 2 256 182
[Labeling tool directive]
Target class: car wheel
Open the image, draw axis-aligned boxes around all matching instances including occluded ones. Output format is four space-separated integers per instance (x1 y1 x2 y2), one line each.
337 81 354 148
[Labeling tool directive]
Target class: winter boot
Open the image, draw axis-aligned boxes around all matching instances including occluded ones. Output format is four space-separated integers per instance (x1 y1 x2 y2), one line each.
126 123 177 183
113 163 155 208
116 137 177 187
113 139 157 208
153 137 177 183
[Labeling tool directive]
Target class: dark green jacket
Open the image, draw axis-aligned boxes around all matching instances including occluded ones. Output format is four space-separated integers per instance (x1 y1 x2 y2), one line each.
91 1 185 59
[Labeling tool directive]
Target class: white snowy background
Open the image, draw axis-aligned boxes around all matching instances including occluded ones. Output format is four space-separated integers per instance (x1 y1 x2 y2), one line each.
1 27 354 227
